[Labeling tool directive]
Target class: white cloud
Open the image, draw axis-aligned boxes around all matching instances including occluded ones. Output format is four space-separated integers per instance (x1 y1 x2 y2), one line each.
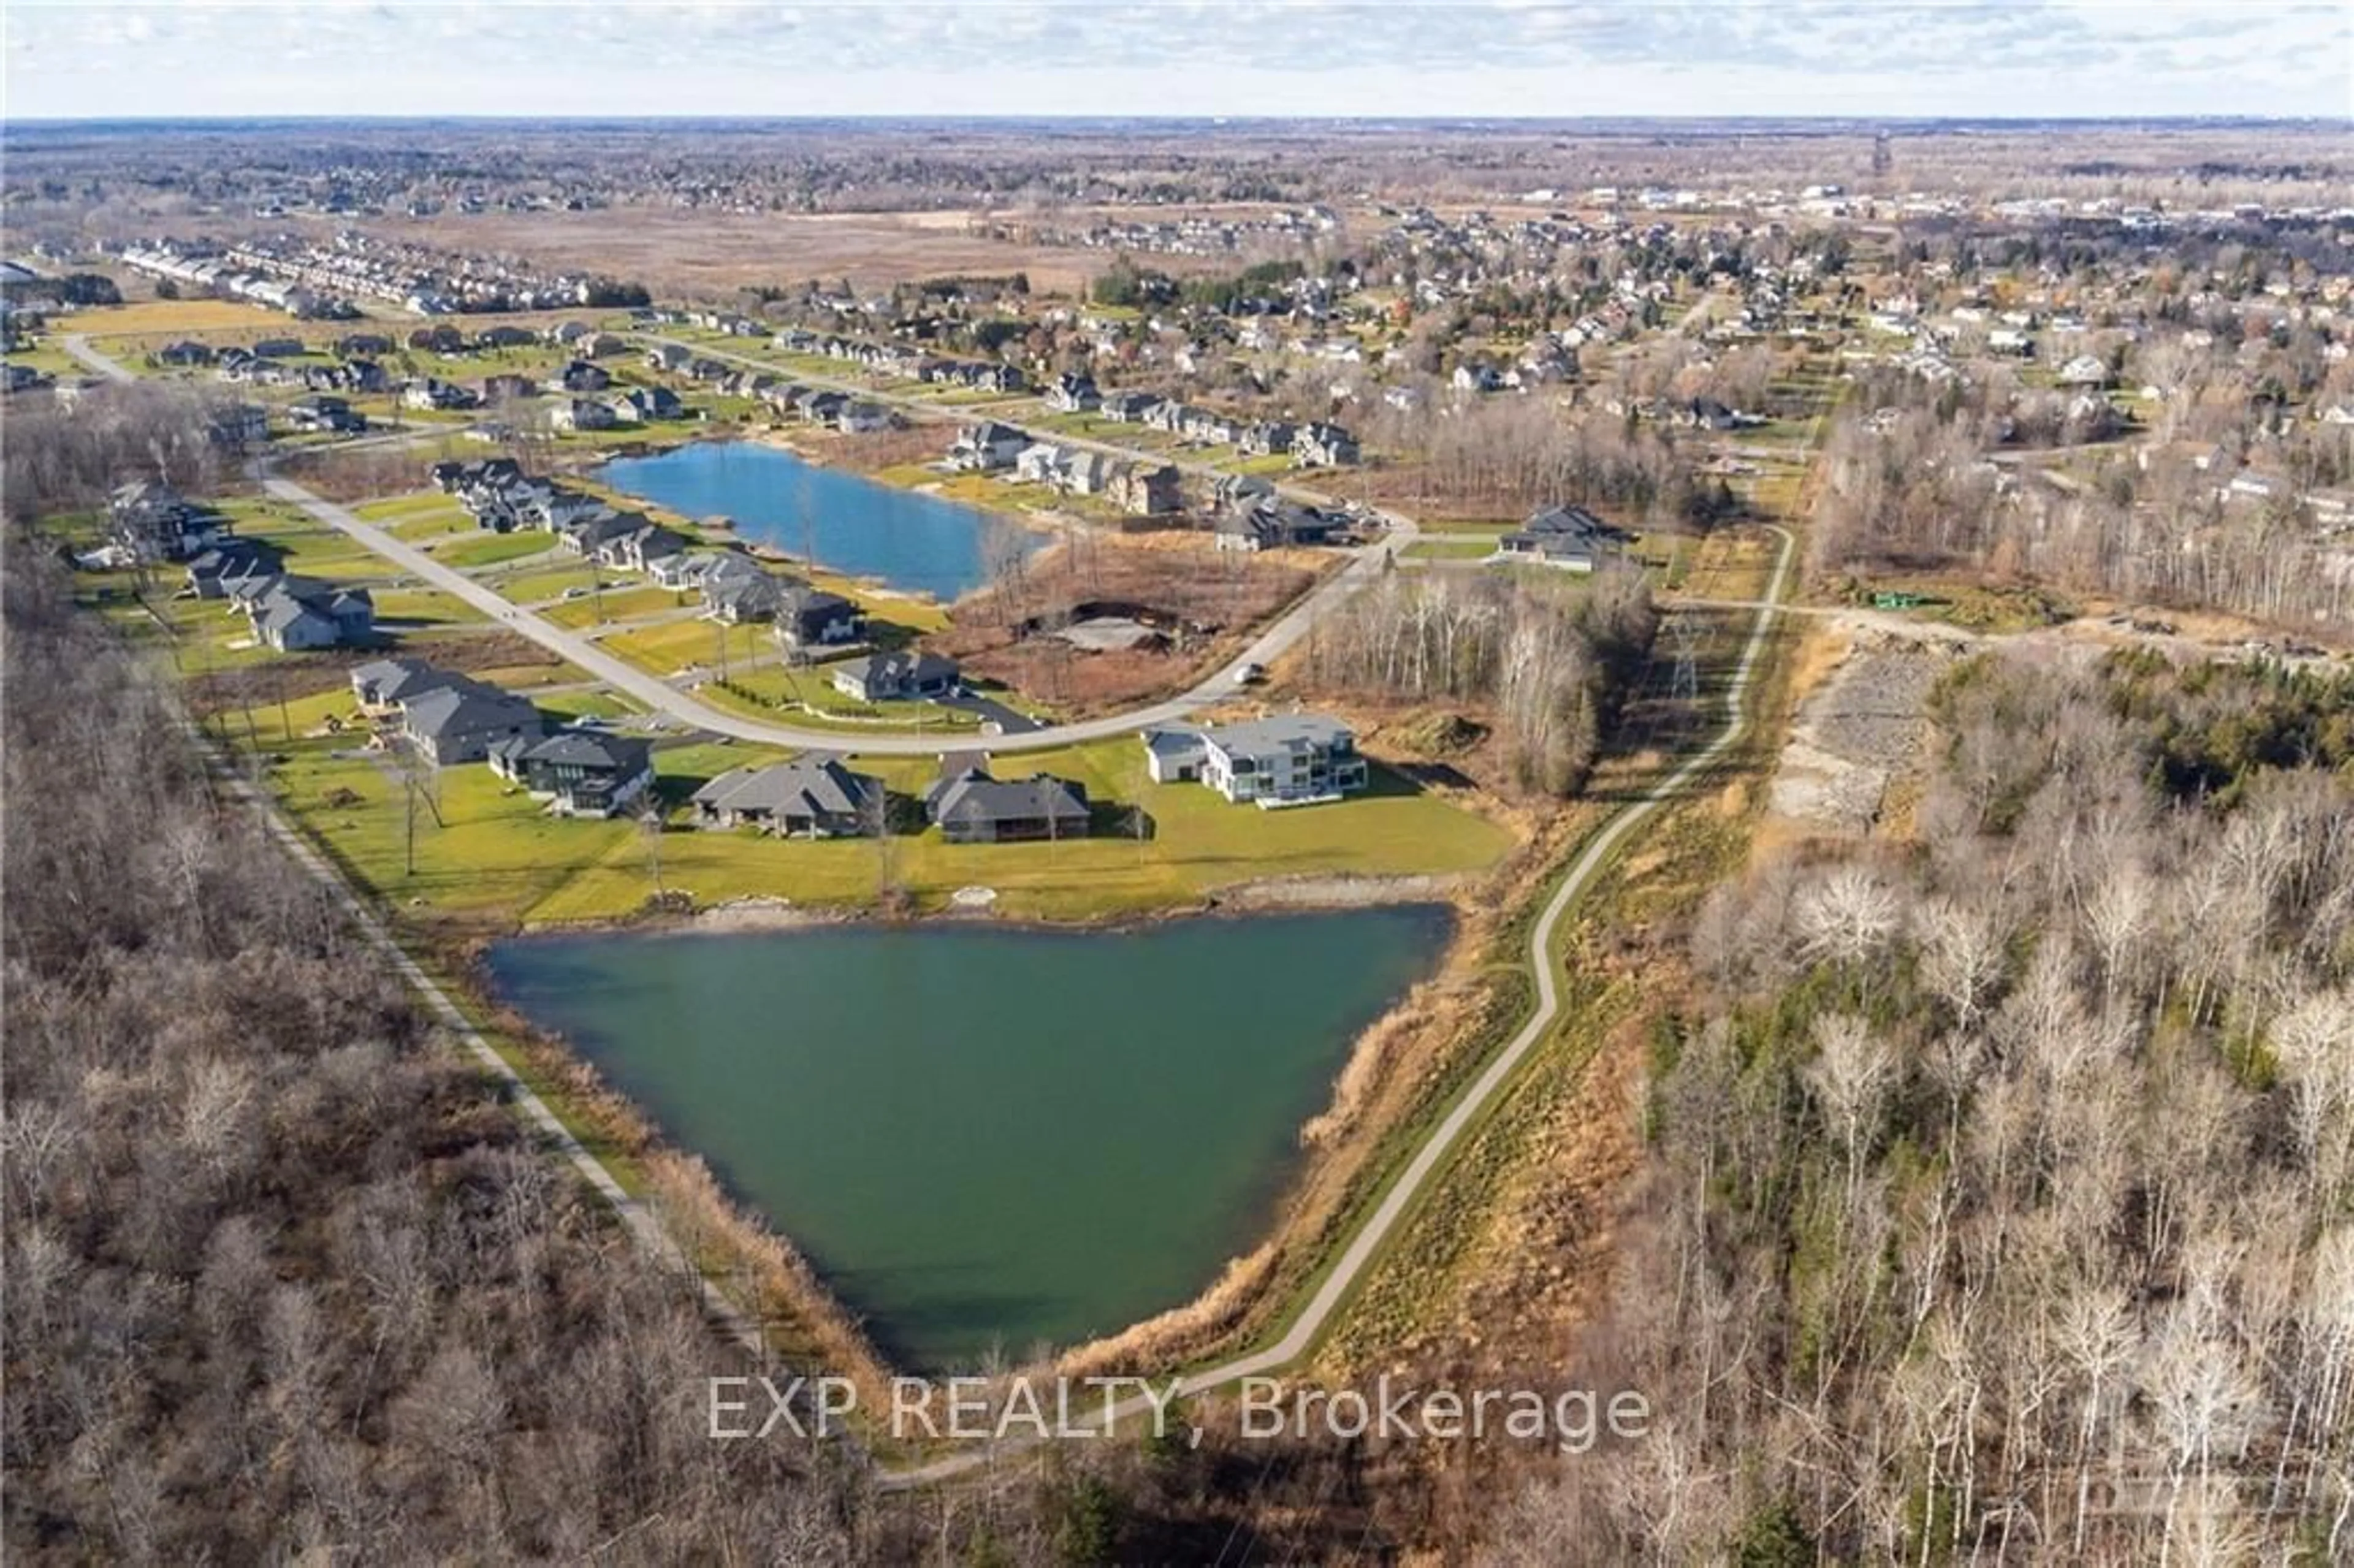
2 0 2347 118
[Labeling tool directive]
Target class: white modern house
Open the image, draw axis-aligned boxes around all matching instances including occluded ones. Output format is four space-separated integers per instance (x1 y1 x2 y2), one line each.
1141 715 1368 807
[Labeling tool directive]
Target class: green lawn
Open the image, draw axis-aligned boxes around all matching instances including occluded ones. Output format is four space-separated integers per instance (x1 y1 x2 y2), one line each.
542 585 688 628
495 561 606 603
1404 537 1501 561
371 588 487 626
225 498 397 582
533 738 1512 923
602 616 744 676
438 531 559 570
250 718 1513 929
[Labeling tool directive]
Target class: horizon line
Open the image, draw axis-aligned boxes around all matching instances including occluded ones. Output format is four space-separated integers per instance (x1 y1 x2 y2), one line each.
9 110 2350 129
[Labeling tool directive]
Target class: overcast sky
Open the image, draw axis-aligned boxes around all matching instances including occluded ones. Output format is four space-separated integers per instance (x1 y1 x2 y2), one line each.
6 1 2350 122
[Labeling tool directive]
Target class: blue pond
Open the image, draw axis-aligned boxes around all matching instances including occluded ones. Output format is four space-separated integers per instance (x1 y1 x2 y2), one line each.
600 440 1034 600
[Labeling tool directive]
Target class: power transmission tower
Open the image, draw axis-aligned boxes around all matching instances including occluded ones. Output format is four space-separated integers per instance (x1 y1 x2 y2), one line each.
1668 615 1703 709
1872 131 1894 182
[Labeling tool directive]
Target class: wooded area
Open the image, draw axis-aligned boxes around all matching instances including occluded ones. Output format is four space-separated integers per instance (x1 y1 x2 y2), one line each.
1489 650 2354 1564
0 551 866 1561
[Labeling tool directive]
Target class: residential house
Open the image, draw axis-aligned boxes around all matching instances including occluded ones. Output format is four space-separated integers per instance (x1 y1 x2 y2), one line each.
648 551 718 591
950 421 1029 473
1101 390 1163 423
349 656 460 710
183 539 280 599
1186 714 1368 805
775 585 863 649
550 397 618 433
702 564 787 624
488 730 654 818
404 377 480 411
644 343 692 373
400 681 544 767
1045 373 1101 413
606 384 683 422
691 755 882 837
1214 496 1341 552
837 401 894 434
925 760 1090 844
831 650 959 703
1240 421 1297 458
1292 422 1360 466
1108 462 1182 516
156 340 215 367
432 456 524 494
597 522 687 574
242 574 375 652
109 479 229 562
286 395 364 434
549 359 611 394
206 402 270 451
1496 503 1626 571
2057 354 2113 389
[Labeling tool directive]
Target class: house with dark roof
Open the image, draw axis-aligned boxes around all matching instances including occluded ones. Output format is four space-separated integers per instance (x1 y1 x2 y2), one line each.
690 755 883 837
1213 497 1342 552
349 656 461 710
109 479 230 562
1045 373 1101 413
242 574 375 652
1101 391 1164 423
832 650 960 704
703 565 787 625
1293 422 1360 467
183 539 281 599
400 682 544 766
775 585 863 650
924 760 1090 844
286 395 365 434
1495 504 1626 572
488 729 654 818
949 420 1029 473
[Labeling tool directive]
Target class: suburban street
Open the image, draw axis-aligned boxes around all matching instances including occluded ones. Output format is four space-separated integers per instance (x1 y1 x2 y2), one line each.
261 465 1412 755
62 332 136 384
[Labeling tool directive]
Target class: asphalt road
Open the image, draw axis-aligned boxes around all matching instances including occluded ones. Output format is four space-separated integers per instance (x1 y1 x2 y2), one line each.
63 333 137 384
262 468 1411 757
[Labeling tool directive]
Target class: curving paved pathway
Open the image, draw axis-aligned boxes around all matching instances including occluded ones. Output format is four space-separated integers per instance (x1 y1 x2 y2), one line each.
882 520 1797 1486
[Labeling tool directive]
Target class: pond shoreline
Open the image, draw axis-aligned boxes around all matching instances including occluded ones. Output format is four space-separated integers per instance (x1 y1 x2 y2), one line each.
480 902 1460 1369
500 869 1477 940
592 433 1055 604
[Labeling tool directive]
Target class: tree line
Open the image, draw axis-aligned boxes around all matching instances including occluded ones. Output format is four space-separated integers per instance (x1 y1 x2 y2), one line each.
1305 563 1657 796
1488 649 2354 1564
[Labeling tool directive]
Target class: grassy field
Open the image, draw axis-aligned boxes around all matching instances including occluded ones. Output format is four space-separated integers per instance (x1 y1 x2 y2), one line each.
541 585 689 628
51 297 292 337
251 718 1512 928
600 615 744 675
6 344 84 378
1403 536 1501 561
438 531 560 570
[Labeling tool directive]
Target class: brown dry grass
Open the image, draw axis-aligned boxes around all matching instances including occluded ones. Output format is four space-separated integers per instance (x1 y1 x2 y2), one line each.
938 533 1318 715
380 207 1114 298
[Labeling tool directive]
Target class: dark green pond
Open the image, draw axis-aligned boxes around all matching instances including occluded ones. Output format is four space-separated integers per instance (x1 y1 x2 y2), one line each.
486 908 1450 1369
